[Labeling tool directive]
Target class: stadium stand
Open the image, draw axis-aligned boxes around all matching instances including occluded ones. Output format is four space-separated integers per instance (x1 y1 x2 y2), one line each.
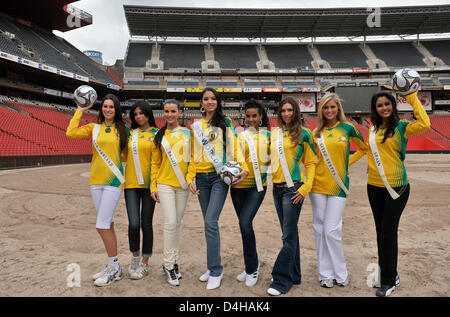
315 44 368 69
421 40 450 65
160 44 204 70
265 44 312 69
124 42 152 68
212 45 259 69
368 42 427 68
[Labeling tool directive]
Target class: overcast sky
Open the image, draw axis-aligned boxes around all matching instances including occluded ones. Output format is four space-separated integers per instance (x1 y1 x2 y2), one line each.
54 0 450 65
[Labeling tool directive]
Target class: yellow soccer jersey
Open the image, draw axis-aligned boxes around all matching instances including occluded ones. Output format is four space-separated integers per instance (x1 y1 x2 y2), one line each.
311 121 368 198
124 127 158 189
66 110 127 188
233 129 271 189
350 92 431 188
270 127 317 197
151 127 194 192
189 117 249 175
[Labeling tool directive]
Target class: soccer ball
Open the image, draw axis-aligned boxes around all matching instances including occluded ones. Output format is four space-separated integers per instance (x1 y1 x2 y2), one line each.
74 85 97 106
219 161 243 185
391 69 421 96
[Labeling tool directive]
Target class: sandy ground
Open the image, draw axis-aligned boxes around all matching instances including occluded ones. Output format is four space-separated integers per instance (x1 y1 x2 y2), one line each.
0 154 449 297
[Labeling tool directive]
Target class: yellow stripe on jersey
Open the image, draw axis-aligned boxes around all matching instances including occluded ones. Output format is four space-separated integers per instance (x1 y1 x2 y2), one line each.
151 127 194 192
66 110 126 188
311 121 368 197
270 127 317 197
349 92 431 188
124 127 158 189
233 129 271 189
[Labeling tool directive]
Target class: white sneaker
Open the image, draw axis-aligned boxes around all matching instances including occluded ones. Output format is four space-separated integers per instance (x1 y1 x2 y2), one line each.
267 287 281 296
320 279 334 288
130 263 148 280
206 273 223 290
163 266 180 286
128 255 141 277
94 264 123 287
92 265 108 281
174 263 182 280
236 270 246 282
245 269 259 287
199 270 210 282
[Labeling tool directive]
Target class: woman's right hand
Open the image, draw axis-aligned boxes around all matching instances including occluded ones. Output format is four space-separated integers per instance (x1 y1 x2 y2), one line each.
189 182 200 195
76 103 94 112
151 191 160 203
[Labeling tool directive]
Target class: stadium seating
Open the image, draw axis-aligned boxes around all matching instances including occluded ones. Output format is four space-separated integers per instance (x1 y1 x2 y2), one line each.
160 44 204 69
212 45 259 69
264 44 312 69
430 115 450 139
124 42 153 68
0 16 114 84
315 44 368 68
368 42 426 67
421 40 450 65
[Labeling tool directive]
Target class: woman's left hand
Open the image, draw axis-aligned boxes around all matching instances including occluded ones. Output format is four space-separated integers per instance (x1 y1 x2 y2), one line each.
291 191 304 204
231 170 249 186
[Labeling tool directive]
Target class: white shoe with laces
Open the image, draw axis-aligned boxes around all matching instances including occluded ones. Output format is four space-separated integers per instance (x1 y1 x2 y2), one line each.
130 263 148 280
92 265 108 281
199 270 210 282
163 266 180 286
128 255 141 278
94 264 123 287
245 269 259 287
206 273 223 290
236 270 246 282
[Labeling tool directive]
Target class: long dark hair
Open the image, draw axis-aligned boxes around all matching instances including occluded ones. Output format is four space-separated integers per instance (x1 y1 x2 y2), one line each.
129 100 156 129
370 91 400 143
200 87 228 144
97 94 128 151
154 99 181 149
278 96 303 144
244 99 270 129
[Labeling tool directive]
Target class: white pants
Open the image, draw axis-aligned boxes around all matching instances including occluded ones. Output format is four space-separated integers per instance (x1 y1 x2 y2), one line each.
90 185 122 229
157 184 190 270
310 192 348 283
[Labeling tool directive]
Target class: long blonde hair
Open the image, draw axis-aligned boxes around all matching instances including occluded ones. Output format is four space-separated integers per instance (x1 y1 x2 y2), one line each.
277 96 303 144
315 93 346 138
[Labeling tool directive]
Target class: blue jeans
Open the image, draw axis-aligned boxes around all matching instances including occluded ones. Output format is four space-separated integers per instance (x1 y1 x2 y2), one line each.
124 188 156 258
230 186 267 274
196 172 229 277
270 182 304 293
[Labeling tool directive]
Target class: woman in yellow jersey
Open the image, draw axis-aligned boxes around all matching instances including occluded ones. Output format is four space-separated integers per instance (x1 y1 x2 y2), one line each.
188 88 249 290
231 100 270 288
310 93 368 288
151 99 193 287
267 97 317 296
123 100 158 280
350 91 430 297
66 94 128 287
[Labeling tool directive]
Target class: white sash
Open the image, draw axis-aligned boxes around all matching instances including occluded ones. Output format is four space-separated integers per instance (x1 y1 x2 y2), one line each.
161 136 188 189
92 124 125 184
369 126 400 200
243 131 263 192
277 128 294 188
131 128 144 185
317 132 350 196
192 120 223 172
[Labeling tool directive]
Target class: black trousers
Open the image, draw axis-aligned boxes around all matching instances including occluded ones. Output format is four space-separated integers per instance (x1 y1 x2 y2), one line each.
367 184 410 286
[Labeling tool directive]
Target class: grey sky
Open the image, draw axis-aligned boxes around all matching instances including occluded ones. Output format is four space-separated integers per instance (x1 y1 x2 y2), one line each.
54 0 450 65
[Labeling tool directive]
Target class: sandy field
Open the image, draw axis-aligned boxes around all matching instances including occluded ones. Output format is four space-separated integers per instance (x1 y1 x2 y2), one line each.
0 154 448 297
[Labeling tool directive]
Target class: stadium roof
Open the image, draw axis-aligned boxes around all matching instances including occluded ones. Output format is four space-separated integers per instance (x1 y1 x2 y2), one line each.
124 5 450 39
